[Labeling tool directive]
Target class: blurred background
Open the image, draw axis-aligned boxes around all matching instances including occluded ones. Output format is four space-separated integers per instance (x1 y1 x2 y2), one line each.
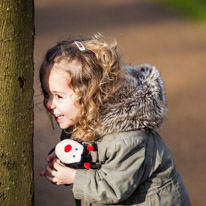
34 0 206 205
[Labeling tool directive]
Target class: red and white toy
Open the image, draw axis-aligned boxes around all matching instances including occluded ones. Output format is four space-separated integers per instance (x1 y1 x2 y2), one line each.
55 139 97 169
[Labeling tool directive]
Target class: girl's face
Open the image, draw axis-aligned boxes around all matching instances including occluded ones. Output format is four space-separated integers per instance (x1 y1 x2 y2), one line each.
41 62 81 129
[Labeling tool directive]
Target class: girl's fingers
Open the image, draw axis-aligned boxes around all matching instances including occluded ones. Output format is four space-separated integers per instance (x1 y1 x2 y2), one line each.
41 159 68 185
55 159 64 166
47 153 57 162
47 160 54 169
45 173 57 184
40 170 46 176
40 160 54 177
46 165 57 177
53 161 62 171
47 155 52 162
52 159 65 170
45 171 63 185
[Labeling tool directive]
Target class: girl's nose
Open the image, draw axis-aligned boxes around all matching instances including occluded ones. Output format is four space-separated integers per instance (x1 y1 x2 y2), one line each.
45 98 56 110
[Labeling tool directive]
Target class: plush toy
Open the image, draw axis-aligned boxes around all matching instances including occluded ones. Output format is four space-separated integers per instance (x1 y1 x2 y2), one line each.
55 139 98 169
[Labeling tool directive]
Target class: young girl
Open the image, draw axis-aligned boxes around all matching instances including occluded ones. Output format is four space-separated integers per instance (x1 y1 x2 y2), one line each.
40 35 190 205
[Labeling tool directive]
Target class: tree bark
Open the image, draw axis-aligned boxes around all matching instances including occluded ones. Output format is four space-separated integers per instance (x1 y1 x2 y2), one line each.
0 0 34 205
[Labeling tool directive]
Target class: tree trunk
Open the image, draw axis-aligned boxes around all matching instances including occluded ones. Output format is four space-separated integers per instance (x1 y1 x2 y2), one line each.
0 0 34 205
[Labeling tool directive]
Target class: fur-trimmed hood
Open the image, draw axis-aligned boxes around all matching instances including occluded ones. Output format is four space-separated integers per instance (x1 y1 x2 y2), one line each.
96 64 167 137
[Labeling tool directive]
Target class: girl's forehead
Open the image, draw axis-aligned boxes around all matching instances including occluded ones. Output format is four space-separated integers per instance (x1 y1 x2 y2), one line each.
41 66 70 91
40 59 82 86
41 63 69 84
53 59 82 73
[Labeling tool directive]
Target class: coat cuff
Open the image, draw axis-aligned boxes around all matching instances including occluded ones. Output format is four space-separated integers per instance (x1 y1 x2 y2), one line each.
73 169 88 199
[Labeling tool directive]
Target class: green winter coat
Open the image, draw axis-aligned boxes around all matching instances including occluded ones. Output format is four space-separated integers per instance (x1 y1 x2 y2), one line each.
73 130 190 206
66 65 190 205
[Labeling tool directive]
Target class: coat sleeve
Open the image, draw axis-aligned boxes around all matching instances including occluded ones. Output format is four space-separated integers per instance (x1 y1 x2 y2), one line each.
72 132 146 204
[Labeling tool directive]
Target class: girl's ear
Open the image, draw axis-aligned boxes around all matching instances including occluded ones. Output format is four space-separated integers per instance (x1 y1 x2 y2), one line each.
69 88 79 101
69 93 75 100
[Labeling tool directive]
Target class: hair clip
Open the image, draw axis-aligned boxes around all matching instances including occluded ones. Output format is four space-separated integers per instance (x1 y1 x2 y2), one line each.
74 41 86 51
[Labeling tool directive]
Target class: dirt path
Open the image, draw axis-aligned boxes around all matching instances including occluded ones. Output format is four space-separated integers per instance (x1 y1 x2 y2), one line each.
34 0 206 205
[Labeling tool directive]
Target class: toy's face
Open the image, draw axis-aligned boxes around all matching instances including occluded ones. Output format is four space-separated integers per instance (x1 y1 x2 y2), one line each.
55 139 84 164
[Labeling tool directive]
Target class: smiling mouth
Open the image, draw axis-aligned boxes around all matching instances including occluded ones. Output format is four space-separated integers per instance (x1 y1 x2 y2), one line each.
53 114 64 121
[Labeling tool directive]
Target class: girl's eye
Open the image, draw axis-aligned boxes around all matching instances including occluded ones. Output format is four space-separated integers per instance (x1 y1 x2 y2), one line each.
55 94 63 99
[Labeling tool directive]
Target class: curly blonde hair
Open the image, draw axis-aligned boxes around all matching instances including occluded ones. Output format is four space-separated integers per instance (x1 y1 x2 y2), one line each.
40 35 123 141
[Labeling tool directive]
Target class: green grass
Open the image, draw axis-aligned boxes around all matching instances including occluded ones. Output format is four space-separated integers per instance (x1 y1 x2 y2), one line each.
159 0 206 21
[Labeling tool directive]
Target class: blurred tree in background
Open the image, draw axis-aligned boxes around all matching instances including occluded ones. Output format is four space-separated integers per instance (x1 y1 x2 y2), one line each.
159 0 206 21
0 0 34 205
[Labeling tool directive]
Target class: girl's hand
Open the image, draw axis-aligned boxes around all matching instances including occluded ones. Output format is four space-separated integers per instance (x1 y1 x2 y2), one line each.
40 151 57 177
45 159 76 185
